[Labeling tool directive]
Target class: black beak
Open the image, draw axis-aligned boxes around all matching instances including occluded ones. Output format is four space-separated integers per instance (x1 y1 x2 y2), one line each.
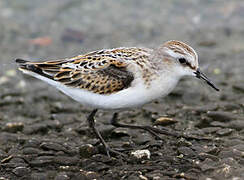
194 68 219 91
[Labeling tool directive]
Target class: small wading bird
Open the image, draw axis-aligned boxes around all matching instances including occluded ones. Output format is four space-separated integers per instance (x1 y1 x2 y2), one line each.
16 40 219 157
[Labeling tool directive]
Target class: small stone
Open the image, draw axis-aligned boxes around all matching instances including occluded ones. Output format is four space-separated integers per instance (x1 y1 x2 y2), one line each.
54 173 69 180
133 133 152 145
229 120 244 130
178 147 195 157
191 104 218 114
79 169 100 179
232 144 244 151
146 171 165 180
111 128 130 137
40 142 67 152
79 144 97 158
202 145 220 155
9 157 26 164
24 139 41 148
23 123 48 135
12 167 30 177
210 121 226 128
198 153 219 161
201 127 222 134
232 84 244 93
99 124 115 138
176 138 192 147
220 102 240 111
216 128 233 136
219 149 243 159
4 122 24 133
200 158 216 171
207 111 234 122
131 149 151 159
126 175 141 180
54 156 79 166
31 173 48 180
22 147 40 155
154 117 178 126
139 174 148 180
29 156 54 167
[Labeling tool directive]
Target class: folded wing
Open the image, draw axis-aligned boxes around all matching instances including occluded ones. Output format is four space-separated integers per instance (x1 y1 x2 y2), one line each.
16 49 137 95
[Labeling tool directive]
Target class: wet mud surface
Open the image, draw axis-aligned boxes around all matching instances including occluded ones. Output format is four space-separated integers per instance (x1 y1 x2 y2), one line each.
0 0 244 179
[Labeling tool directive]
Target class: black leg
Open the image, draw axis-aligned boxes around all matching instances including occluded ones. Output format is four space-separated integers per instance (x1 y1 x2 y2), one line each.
87 109 126 157
111 113 209 141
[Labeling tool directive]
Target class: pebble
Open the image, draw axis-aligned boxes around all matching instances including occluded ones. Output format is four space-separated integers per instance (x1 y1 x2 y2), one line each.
111 127 130 137
9 157 26 164
210 121 226 128
23 139 41 148
200 158 216 171
202 145 220 155
23 123 48 135
40 142 67 152
22 147 41 155
154 117 178 126
198 152 219 161
229 120 244 130
219 149 243 159
145 171 165 180
190 104 218 114
4 122 24 133
176 138 192 147
131 149 151 159
139 174 148 180
219 102 240 111
79 169 100 179
0 132 19 145
201 127 222 134
29 156 54 167
207 111 234 122
79 144 97 158
12 167 30 177
232 84 244 93
53 156 79 166
30 173 48 180
98 124 115 138
177 147 195 157
54 173 69 180
232 144 244 151
133 133 152 145
216 128 233 136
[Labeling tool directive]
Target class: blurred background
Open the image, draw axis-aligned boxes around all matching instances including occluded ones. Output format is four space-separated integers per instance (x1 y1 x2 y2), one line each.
0 0 244 179
1 0 243 77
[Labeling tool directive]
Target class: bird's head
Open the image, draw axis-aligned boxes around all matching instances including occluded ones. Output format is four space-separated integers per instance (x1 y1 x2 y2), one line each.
158 40 219 91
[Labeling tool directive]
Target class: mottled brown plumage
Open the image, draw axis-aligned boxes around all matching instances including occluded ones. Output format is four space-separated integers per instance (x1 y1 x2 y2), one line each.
17 47 155 94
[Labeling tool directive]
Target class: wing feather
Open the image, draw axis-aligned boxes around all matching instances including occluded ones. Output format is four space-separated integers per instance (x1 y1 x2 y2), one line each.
16 47 153 94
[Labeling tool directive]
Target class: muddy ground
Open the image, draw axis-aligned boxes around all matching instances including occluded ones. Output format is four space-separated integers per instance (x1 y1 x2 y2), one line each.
0 0 243 179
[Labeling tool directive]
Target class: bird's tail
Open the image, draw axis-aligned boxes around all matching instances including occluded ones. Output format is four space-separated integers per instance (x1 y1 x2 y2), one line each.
15 58 64 79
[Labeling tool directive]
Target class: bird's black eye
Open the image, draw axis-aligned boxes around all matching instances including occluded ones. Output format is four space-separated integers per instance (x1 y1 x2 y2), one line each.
178 58 186 64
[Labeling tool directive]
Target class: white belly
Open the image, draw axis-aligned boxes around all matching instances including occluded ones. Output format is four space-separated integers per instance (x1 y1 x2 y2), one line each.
23 70 179 110
57 76 179 110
